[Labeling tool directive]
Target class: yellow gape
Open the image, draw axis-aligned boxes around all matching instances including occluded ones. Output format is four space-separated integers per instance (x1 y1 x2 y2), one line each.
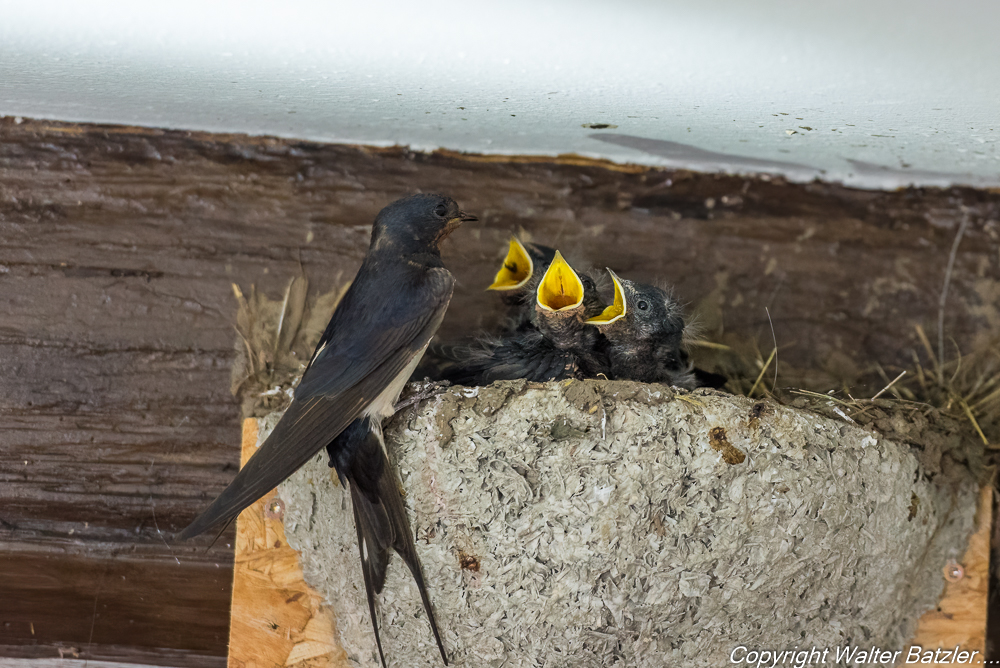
536 250 584 311
487 237 533 291
586 269 627 324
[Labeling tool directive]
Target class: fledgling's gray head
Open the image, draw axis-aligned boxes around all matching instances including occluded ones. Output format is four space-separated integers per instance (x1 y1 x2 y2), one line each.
586 269 685 346
586 269 691 385
370 193 477 254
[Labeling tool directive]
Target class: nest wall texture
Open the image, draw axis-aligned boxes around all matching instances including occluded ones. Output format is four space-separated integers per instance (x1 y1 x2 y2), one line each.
270 380 977 667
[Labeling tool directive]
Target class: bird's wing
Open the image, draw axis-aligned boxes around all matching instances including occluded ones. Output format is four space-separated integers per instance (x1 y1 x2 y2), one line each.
178 267 454 540
478 338 575 384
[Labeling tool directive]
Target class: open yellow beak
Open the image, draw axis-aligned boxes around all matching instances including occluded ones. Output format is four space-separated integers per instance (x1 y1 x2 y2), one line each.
488 237 533 291
536 250 584 311
585 269 627 324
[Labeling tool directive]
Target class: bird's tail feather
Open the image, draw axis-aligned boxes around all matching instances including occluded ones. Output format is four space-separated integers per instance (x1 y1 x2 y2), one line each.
349 422 449 665
350 484 390 667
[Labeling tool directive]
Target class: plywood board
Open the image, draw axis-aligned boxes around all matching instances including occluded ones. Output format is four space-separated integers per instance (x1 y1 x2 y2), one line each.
906 485 991 666
229 418 348 668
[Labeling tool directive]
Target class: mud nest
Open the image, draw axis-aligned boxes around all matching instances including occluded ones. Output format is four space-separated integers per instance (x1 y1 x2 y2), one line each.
268 379 980 667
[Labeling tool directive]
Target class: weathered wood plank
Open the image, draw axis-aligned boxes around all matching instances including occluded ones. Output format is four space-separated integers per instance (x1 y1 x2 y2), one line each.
0 646 224 668
1 117 997 660
0 548 230 665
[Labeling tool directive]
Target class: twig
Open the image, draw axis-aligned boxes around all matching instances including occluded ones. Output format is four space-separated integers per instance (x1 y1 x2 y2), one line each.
972 385 1000 412
914 325 941 383
871 370 907 401
938 209 970 384
687 340 732 350
765 307 778 393
875 363 906 400
960 398 990 446
748 348 777 398
790 388 855 408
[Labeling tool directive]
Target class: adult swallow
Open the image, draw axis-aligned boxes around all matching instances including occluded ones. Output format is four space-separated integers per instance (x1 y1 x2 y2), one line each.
585 269 697 388
179 193 475 665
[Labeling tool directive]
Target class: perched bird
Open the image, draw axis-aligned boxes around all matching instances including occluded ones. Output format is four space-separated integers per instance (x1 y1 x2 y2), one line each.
179 193 476 666
585 269 697 388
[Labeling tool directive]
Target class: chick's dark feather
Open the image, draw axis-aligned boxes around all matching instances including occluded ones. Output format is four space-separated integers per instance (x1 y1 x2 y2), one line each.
437 330 580 386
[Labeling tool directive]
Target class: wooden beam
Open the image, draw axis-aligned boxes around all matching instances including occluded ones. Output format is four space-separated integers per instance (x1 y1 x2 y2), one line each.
907 485 992 664
2 116 997 662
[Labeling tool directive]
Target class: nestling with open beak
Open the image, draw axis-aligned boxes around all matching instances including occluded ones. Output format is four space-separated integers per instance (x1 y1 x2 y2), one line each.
586 269 697 388
433 250 610 386
533 250 610 378
487 237 556 311
487 237 605 332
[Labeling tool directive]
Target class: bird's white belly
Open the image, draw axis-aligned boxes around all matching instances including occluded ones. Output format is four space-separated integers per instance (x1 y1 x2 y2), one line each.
363 342 430 420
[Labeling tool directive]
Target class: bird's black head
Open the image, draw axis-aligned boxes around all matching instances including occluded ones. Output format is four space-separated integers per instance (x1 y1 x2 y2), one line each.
369 194 476 256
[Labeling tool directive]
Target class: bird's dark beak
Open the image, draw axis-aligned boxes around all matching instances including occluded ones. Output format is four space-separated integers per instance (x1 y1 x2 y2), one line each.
439 210 476 241
441 210 477 240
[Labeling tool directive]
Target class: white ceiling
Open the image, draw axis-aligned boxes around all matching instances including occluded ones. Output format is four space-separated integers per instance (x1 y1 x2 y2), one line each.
1 0 998 190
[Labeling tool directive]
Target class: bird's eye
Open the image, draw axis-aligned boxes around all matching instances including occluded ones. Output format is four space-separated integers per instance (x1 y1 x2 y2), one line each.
434 203 448 217
637 300 649 310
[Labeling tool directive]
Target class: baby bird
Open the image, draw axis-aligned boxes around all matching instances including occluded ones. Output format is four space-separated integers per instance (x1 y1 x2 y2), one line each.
585 269 696 388
487 237 557 330
488 237 604 331
439 251 609 386
532 250 610 378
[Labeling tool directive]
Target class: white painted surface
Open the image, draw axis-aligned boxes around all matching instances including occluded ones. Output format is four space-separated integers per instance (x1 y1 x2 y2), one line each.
1 0 998 189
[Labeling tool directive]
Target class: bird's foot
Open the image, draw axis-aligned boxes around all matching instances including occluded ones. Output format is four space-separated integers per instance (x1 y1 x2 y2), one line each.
394 378 452 413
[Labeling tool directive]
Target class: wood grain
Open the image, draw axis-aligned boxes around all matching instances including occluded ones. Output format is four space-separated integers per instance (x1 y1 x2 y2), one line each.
1 116 997 662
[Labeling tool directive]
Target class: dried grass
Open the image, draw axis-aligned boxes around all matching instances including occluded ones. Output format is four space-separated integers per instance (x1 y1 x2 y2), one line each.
230 273 349 418
687 323 1000 467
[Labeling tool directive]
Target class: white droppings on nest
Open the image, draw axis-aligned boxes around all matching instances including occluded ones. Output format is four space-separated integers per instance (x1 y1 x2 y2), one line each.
274 380 978 668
